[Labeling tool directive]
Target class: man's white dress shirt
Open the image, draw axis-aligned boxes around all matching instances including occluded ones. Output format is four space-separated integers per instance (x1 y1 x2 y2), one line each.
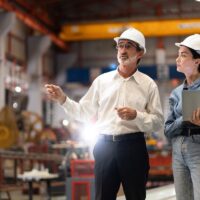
62 70 164 135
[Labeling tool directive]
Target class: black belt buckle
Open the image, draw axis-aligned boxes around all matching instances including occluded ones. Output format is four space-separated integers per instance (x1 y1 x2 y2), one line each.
188 129 191 137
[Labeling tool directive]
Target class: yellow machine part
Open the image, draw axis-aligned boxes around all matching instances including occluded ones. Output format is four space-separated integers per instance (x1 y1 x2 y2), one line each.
0 125 15 148
60 18 200 41
0 106 19 148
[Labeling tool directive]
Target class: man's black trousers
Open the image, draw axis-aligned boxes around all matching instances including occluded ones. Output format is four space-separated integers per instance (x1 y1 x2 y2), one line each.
93 133 149 200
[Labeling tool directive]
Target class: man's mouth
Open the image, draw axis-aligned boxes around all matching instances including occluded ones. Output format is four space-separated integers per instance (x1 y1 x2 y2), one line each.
120 55 128 60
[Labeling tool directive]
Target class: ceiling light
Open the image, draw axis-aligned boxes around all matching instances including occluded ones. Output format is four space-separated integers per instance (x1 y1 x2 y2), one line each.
195 0 200 2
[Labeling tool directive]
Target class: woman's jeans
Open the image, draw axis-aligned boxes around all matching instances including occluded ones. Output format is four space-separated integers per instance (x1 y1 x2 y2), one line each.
172 135 200 200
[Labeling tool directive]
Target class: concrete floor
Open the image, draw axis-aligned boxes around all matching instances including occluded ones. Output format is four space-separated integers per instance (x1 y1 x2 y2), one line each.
0 191 66 200
1 184 176 200
0 183 66 200
117 184 176 200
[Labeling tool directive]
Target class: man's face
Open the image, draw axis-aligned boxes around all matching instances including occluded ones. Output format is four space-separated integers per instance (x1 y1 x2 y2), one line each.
116 39 142 66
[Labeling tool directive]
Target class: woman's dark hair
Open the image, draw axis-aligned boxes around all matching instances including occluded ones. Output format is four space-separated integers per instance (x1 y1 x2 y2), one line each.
188 47 200 72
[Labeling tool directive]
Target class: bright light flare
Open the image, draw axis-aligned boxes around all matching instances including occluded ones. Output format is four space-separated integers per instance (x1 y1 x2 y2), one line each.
81 124 98 145
13 102 18 109
15 86 22 93
62 119 69 126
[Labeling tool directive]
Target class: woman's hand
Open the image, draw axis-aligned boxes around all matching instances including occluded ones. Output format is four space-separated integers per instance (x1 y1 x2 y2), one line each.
115 107 137 120
45 84 66 105
190 108 200 126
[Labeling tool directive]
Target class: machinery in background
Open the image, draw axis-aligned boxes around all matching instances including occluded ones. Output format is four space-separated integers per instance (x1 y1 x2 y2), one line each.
0 106 19 149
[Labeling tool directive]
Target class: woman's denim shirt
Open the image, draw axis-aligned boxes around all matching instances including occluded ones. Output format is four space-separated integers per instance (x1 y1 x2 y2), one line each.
165 78 200 139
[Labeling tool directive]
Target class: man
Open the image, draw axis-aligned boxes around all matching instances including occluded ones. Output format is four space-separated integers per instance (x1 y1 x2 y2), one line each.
45 27 164 200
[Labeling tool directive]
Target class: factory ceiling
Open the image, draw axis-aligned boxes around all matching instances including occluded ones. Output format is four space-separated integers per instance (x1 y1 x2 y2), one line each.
0 0 199 49
25 0 200 24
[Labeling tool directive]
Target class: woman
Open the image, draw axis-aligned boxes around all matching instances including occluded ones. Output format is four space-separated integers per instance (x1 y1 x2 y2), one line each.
165 34 200 200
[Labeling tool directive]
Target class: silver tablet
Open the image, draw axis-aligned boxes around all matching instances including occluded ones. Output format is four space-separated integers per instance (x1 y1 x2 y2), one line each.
182 90 200 121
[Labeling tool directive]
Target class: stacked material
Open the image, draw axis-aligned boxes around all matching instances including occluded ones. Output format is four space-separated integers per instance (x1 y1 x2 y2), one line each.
18 169 58 181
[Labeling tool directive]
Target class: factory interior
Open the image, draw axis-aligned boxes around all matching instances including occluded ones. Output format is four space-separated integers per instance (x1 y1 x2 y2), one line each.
0 0 200 199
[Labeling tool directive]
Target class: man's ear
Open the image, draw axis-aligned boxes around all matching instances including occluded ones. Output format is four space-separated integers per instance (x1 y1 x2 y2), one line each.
137 50 144 59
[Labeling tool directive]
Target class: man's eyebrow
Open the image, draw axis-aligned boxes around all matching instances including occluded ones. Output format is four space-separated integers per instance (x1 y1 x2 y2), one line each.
118 41 137 46
118 41 127 44
127 42 135 45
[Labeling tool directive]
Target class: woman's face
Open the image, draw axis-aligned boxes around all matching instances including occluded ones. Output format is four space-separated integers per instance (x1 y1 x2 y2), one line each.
176 46 198 76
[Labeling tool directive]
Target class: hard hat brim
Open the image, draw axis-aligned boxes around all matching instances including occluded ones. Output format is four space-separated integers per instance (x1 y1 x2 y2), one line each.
114 36 138 44
175 42 199 50
114 37 125 43
175 42 181 47
175 42 200 55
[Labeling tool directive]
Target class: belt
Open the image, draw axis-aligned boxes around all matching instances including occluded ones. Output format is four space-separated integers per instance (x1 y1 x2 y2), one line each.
182 128 200 137
98 132 144 142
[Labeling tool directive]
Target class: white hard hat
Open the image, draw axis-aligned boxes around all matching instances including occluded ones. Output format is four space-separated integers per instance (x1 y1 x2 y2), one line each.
114 27 146 54
175 34 200 54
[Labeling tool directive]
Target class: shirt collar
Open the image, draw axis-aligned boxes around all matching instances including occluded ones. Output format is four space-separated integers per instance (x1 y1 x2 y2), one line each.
114 67 140 84
132 70 141 84
183 77 200 90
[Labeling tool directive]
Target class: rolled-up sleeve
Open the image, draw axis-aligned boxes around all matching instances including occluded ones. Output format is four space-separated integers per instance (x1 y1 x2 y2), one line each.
164 92 183 139
61 79 99 122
